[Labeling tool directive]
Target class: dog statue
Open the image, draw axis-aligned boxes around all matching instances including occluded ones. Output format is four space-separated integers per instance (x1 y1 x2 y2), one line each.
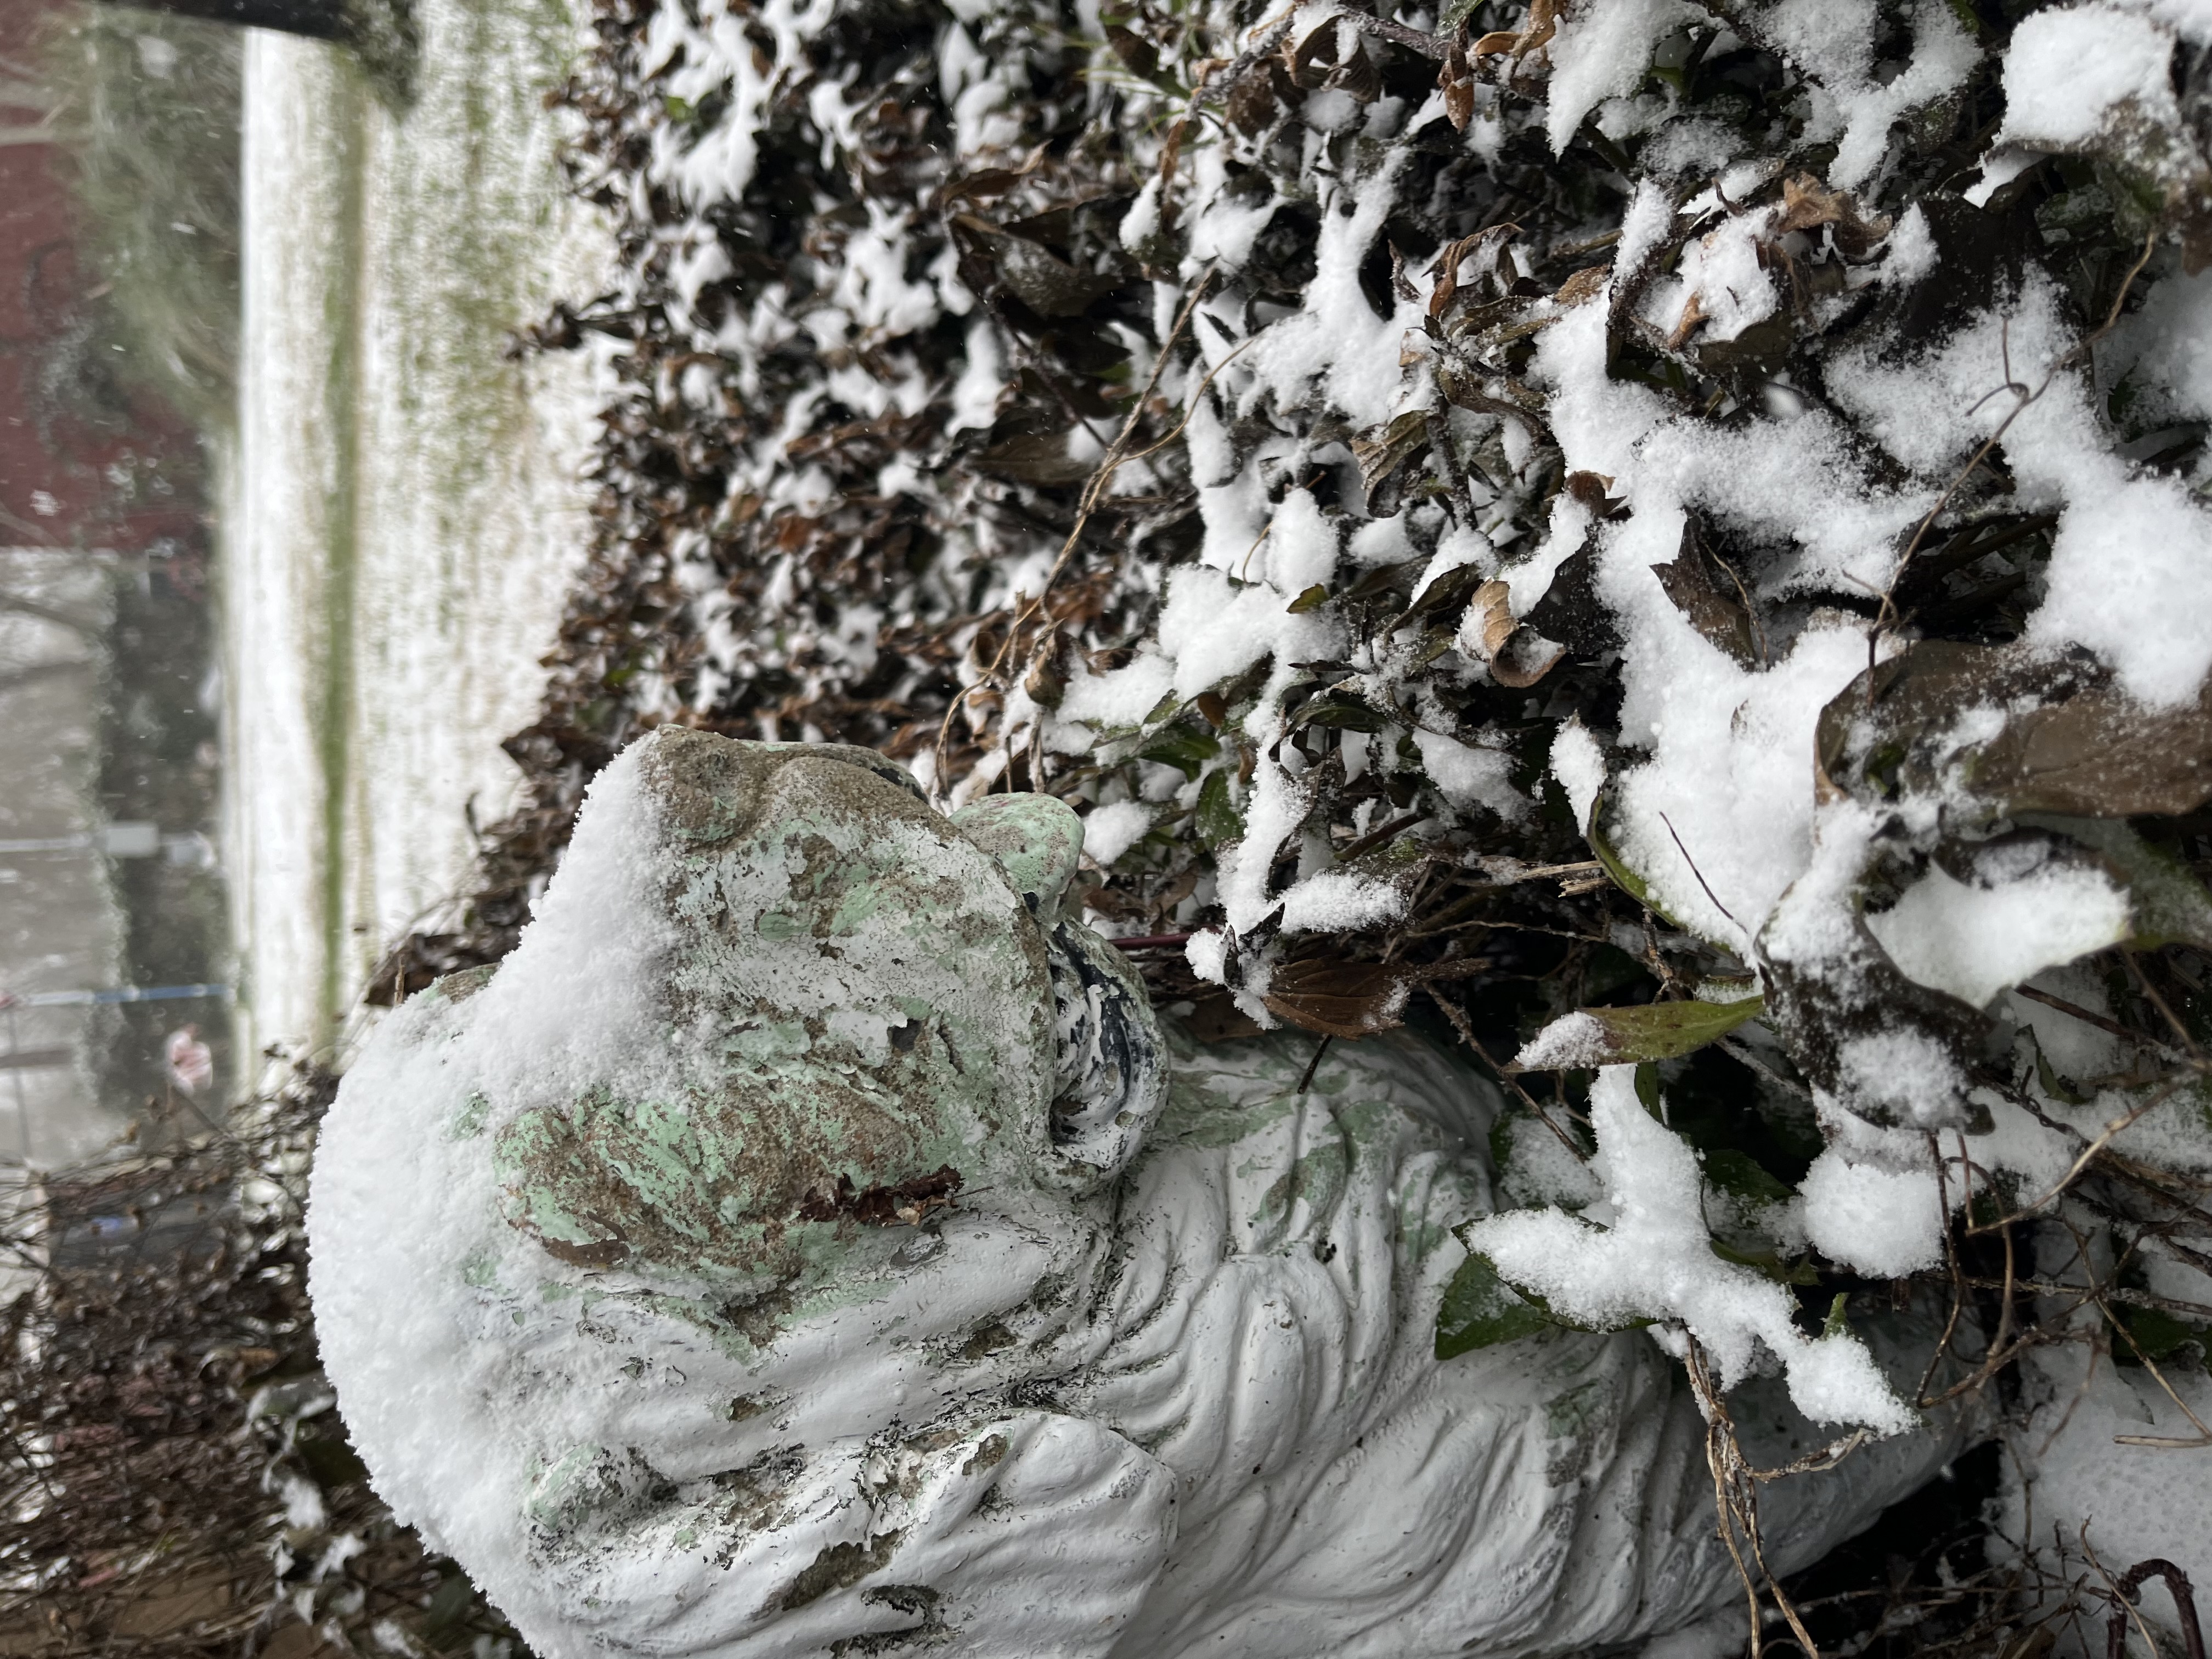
309 730 1966 1658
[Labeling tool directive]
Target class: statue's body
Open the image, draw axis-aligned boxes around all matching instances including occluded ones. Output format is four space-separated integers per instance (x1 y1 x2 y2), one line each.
309 732 1963 1658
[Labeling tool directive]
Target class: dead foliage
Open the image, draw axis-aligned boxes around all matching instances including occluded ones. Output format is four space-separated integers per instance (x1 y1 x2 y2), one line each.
0 1066 529 1657
343 1 2212 1654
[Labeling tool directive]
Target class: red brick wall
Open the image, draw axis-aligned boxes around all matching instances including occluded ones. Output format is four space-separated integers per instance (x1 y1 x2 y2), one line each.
0 1 206 552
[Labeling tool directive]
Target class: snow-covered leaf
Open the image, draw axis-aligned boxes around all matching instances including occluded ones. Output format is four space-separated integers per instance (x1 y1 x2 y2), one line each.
1815 641 2212 820
1511 995 1764 1071
1434 1249 1550 1359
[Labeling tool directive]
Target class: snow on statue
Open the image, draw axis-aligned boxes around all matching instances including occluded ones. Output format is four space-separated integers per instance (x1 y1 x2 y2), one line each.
308 730 1968 1658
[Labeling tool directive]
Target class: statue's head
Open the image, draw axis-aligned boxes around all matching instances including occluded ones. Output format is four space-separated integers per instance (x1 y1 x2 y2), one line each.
368 731 1161 1305
306 735 1168 1633
481 731 1162 1298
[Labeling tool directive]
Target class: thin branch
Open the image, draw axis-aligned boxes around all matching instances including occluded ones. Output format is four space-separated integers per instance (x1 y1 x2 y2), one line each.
1871 229 2158 658
932 272 1223 795
1424 985 1588 1161
1967 1082 2183 1234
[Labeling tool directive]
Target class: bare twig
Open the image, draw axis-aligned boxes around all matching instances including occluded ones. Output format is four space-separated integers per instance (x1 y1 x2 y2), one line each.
931 271 1224 794
2015 985 2199 1071
1968 1083 2183 1234
1424 986 1588 1162
1871 230 2157 661
1684 1333 1826 1659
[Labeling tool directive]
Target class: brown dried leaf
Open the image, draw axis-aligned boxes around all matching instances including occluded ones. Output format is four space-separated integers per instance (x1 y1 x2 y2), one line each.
1468 579 1517 659
1427 225 1513 318
1023 628 1070 709
1263 958 1409 1038
1464 579 1565 687
1186 989 1265 1042
1440 38 1476 131
1350 409 1433 515
1553 263 1610 306
1492 627 1567 687
1982 681 2212 816
977 433 1094 485
1561 470 1618 511
1104 23 1158 79
934 145 1047 207
1651 541 1757 668
1516 0 1560 64
1287 20 1341 89
1436 358 1544 431
1226 63 1280 134
1773 172 1893 260
1666 288 1706 350
1329 39 1381 101
995 236 1121 317
1815 641 2212 819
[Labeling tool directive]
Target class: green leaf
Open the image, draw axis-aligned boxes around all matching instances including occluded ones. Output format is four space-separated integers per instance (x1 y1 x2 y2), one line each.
1585 796 1690 932
1410 627 1458 670
1436 1249 1551 1359
1584 944 1650 1004
1709 1236 1821 1285
1138 723 1221 780
1702 1148 1794 1210
1286 583 1329 613
1695 976 1761 1003
1634 1060 1663 1118
2117 1305 2203 1363
422 1572 478 1637
1195 769 1243 848
1141 690 1183 729
2023 814 2212 950
294 1424 371 1488
1514 995 1765 1069
1288 694 1386 733
1822 1292 1852 1339
2032 1034 2090 1107
1397 562 1485 629
1939 0 1982 36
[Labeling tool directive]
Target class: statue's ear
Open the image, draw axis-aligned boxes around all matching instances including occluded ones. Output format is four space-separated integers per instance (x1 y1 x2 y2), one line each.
951 794 1086 921
1035 919 1166 1190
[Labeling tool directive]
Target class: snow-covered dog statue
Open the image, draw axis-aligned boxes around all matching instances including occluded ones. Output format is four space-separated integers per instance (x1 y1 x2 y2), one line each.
309 730 1966 1658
